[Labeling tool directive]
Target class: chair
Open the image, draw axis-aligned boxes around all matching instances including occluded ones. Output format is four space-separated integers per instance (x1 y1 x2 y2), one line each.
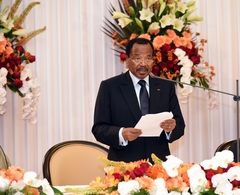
0 145 11 169
42 140 109 186
215 139 236 153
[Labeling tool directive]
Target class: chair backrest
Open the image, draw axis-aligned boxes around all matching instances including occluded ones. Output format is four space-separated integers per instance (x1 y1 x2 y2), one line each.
42 140 109 186
215 139 236 154
0 146 11 169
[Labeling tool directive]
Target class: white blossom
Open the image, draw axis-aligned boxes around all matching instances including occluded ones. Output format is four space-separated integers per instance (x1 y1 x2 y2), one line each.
118 180 140 195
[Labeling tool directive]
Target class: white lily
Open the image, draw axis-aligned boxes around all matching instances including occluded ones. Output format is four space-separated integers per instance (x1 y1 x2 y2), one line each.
214 180 233 195
180 66 192 77
118 180 140 195
118 17 133 28
0 77 7 86
10 180 25 190
147 22 160 35
0 67 8 80
200 158 219 171
187 15 203 22
20 65 33 80
12 29 27 36
187 164 208 193
214 150 234 168
141 0 157 8
177 2 188 14
112 11 130 19
41 178 54 195
195 63 212 80
174 48 186 60
232 189 240 195
159 14 173 28
139 8 154 23
162 155 183 177
227 166 240 182
179 56 193 67
23 171 42 188
154 178 168 195
211 173 229 188
0 176 10 188
173 18 184 32
0 96 7 105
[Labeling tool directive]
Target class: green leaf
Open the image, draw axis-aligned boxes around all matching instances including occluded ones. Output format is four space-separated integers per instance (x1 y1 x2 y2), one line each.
52 186 64 195
158 2 166 17
131 188 150 195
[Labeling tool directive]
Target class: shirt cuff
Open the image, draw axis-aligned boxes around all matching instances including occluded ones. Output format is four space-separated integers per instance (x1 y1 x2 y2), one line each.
119 127 128 146
165 131 172 140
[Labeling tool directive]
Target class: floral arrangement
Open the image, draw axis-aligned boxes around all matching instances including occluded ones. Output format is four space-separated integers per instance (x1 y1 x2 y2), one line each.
0 0 46 124
0 166 63 195
103 0 216 103
64 150 240 195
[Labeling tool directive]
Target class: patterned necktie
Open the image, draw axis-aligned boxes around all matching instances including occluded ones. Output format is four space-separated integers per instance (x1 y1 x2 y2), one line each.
138 80 149 115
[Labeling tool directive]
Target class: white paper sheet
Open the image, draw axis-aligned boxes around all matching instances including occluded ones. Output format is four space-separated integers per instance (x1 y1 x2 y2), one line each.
135 112 173 136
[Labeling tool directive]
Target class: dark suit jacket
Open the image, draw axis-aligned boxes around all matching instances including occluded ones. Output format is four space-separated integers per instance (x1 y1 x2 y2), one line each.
92 71 185 162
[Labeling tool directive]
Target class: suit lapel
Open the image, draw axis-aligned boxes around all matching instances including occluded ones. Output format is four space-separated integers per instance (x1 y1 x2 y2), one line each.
149 76 162 113
119 71 142 122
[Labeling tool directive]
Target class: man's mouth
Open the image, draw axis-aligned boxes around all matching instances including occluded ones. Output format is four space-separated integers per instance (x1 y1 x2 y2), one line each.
138 67 148 74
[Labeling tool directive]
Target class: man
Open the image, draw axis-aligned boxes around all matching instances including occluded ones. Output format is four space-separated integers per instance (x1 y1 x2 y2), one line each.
92 38 185 162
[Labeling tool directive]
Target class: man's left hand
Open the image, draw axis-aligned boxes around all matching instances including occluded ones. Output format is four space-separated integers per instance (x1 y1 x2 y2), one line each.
160 119 176 132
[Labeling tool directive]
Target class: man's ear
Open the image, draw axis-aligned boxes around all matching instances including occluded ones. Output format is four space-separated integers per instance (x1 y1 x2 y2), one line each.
125 57 130 69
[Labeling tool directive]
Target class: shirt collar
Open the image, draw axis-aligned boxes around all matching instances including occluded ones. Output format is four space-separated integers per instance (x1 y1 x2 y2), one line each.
129 71 149 87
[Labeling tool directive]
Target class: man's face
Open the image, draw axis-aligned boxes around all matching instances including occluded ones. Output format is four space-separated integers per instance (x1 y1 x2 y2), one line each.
127 43 154 79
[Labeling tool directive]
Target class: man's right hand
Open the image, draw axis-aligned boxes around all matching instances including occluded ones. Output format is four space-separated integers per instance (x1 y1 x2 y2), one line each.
122 128 142 141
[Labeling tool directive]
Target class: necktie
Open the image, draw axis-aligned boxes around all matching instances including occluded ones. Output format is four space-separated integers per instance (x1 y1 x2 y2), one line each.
138 80 149 115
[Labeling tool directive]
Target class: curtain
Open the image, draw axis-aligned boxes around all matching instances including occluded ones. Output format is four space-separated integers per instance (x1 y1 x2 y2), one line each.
0 0 239 176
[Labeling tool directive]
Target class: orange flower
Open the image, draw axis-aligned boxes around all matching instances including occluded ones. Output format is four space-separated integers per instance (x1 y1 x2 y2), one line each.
152 36 166 50
135 176 155 191
182 31 192 40
129 33 138 40
155 51 162 62
165 176 188 191
23 186 40 195
173 36 188 47
166 29 177 40
138 33 151 40
146 164 168 180
0 166 25 183
0 38 7 53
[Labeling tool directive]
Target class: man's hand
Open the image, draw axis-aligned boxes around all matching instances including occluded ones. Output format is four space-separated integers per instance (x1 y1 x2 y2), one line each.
122 128 142 141
160 119 176 133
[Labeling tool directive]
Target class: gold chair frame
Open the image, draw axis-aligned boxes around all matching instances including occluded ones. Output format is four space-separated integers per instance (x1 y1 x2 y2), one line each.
42 140 108 186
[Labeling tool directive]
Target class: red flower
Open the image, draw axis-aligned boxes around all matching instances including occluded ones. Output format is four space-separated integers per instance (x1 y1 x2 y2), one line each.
28 55 36 63
205 170 215 180
15 45 25 53
120 52 127 62
159 62 168 70
125 170 136 179
191 56 201 65
161 44 171 52
13 79 23 88
12 72 21 79
140 162 150 172
152 65 160 75
133 167 145 177
112 172 123 180
231 179 240 187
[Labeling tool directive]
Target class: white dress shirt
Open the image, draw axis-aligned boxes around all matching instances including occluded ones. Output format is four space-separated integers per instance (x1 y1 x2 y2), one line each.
119 72 171 146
